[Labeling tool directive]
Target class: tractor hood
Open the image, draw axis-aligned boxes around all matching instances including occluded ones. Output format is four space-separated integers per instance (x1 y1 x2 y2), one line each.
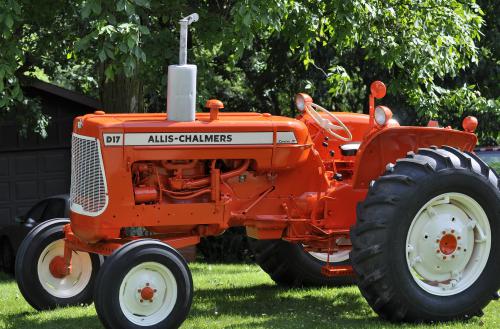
72 111 311 148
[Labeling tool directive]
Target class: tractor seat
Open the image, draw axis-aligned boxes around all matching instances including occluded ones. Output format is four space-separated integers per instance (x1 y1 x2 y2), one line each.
340 142 361 156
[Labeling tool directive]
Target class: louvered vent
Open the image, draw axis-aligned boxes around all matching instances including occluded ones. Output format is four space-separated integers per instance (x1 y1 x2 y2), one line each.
70 133 108 216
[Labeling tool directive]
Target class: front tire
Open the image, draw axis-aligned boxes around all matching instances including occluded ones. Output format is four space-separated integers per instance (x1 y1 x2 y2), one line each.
15 218 101 310
94 239 193 329
350 146 500 322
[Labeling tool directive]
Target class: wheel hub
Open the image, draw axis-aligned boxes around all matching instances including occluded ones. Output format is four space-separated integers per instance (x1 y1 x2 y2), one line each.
439 233 458 255
49 256 68 279
138 284 157 302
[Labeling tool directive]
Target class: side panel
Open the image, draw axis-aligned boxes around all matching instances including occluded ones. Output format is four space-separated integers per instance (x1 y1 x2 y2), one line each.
352 127 477 189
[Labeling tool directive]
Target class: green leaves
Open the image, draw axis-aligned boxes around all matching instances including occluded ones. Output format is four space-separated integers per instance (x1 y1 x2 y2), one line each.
133 0 150 8
1 0 497 144
104 65 114 81
75 0 152 81
0 0 25 116
5 15 14 29
81 0 102 19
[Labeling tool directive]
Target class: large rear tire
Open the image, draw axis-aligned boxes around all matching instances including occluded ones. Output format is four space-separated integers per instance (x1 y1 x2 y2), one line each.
94 239 193 329
15 218 101 310
351 146 500 322
252 239 354 287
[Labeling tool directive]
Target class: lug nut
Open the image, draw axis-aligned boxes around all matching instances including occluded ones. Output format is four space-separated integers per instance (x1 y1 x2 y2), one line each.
140 299 144 303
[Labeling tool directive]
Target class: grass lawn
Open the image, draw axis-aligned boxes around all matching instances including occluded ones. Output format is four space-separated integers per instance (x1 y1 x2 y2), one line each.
490 162 500 175
1 263 499 328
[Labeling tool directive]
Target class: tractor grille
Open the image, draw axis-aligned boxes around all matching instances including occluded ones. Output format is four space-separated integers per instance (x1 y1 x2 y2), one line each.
70 133 108 216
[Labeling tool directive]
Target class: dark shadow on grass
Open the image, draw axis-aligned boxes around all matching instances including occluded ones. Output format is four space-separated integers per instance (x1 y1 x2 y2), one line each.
0 271 14 282
189 284 388 328
3 312 102 329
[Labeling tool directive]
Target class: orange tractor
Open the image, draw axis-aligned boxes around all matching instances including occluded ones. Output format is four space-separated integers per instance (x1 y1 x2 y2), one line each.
16 13 500 329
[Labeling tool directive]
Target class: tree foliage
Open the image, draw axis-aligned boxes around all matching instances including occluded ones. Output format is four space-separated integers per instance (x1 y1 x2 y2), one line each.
0 0 498 143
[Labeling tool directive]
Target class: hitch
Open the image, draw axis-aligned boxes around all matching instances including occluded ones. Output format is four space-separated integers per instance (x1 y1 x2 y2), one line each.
321 264 354 277
317 234 355 277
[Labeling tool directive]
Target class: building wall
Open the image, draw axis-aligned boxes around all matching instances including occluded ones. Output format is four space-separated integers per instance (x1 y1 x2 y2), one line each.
0 87 94 225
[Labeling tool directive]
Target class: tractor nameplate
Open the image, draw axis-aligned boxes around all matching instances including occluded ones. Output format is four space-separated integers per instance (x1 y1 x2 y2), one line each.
102 132 297 146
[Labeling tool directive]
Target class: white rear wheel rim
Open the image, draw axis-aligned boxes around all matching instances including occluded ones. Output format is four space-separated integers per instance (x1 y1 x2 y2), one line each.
406 192 491 296
308 249 350 263
37 239 93 298
119 262 177 326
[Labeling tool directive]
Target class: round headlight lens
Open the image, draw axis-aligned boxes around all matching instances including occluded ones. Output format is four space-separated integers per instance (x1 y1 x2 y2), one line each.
295 96 305 111
295 93 313 112
374 106 393 127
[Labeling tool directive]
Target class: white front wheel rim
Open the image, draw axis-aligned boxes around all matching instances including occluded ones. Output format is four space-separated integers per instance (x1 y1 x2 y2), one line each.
406 192 491 296
119 262 178 326
37 239 93 298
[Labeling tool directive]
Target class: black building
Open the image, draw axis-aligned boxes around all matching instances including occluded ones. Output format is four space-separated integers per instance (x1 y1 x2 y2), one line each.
0 79 99 226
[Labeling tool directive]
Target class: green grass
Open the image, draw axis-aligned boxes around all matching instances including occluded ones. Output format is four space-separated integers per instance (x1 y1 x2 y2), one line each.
1 263 499 328
490 162 500 175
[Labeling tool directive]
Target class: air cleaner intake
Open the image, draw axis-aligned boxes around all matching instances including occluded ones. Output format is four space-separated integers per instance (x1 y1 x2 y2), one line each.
167 13 199 122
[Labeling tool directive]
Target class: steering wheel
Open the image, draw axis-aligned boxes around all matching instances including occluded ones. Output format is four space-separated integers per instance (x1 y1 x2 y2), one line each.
305 103 353 141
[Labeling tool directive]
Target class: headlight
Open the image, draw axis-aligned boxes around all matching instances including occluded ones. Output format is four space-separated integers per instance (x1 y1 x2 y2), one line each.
374 106 393 127
295 93 313 112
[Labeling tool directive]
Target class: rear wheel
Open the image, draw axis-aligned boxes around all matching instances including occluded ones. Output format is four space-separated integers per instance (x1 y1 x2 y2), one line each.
351 146 500 322
94 239 193 329
252 239 354 287
15 218 101 310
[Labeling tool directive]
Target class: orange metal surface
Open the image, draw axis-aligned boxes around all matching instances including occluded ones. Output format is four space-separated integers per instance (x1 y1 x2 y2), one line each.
352 127 477 189
321 264 354 277
462 116 479 133
440 234 458 255
49 256 67 279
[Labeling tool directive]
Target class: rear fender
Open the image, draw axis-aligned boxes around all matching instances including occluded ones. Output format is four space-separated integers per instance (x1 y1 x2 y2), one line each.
352 127 477 189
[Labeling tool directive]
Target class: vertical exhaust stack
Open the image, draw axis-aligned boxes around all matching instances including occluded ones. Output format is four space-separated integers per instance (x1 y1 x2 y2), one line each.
167 13 199 122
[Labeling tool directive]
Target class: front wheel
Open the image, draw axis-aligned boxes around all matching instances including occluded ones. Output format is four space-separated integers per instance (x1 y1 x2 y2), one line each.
15 218 101 310
94 239 193 329
351 146 500 322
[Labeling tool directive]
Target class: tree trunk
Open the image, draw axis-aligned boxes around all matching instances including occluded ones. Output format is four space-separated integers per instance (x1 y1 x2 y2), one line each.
99 65 144 113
